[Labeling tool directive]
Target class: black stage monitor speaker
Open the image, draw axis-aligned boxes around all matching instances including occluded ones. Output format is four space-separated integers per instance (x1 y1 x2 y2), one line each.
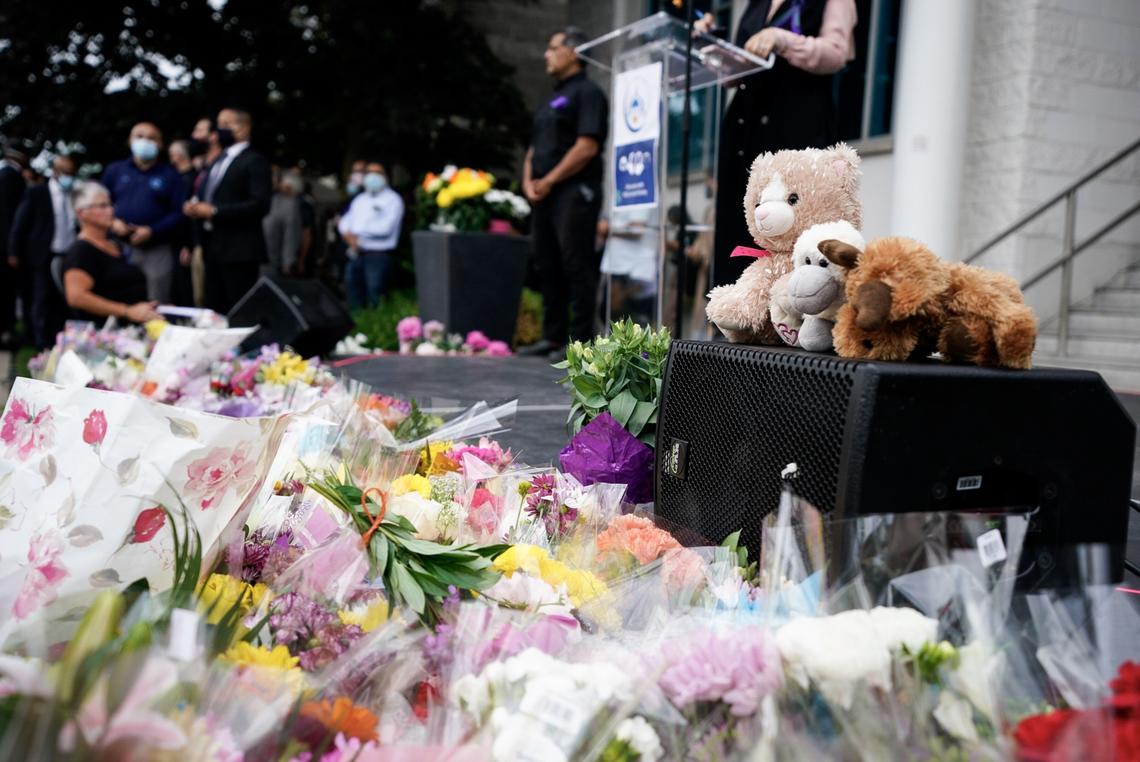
655 340 1136 588
228 276 353 358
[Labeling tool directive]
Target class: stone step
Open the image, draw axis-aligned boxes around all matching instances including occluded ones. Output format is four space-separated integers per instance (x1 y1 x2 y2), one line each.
1032 354 1140 393
1124 268 1140 289
1068 309 1140 336
1089 287 1140 310
1035 333 1140 361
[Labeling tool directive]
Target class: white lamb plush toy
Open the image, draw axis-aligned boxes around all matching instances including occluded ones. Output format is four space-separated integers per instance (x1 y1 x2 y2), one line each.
768 220 865 352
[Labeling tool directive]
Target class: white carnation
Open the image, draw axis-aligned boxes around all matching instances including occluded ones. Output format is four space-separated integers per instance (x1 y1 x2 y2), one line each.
616 716 663 761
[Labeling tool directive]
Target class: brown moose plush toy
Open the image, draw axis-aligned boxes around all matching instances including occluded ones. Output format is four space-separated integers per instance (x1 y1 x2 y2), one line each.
820 236 1037 369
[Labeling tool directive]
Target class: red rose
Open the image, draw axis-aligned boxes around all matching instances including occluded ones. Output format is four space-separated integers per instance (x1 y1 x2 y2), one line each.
1113 662 1140 705
82 409 107 446
131 507 166 543
1015 709 1077 758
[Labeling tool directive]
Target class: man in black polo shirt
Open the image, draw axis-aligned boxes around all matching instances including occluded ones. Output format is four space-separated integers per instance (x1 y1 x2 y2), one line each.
519 26 608 358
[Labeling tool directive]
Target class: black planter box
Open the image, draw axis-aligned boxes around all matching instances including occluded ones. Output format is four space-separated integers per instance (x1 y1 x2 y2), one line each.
412 230 531 343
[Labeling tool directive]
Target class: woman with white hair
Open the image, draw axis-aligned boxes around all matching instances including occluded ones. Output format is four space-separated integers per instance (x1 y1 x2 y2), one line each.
62 181 159 323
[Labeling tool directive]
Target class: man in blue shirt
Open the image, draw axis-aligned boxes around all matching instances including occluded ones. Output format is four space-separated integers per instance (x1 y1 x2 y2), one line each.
337 162 404 310
101 122 187 304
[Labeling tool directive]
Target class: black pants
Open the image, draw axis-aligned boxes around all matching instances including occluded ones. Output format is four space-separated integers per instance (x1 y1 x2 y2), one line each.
203 257 260 315
30 256 67 349
532 182 602 344
0 258 16 339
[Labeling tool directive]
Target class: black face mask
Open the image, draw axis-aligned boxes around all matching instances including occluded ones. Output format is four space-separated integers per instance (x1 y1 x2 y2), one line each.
215 128 236 148
188 137 209 157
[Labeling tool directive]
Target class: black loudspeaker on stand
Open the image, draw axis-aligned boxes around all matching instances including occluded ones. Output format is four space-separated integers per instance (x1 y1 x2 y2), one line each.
654 340 1136 589
228 276 353 358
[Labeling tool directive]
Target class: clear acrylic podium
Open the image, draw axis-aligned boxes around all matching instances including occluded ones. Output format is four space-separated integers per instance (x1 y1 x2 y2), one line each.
577 12 772 335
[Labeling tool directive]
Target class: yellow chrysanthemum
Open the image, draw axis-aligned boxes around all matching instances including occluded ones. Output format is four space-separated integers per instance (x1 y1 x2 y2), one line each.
338 599 390 633
493 544 550 577
418 441 453 475
391 473 432 498
262 351 312 385
221 643 306 695
144 319 168 340
539 558 607 606
222 642 299 671
197 573 269 624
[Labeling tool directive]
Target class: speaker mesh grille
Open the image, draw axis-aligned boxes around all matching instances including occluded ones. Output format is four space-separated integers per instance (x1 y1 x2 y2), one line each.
655 340 860 549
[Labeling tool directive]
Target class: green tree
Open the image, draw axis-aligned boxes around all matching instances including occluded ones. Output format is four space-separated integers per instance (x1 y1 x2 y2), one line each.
0 1 531 179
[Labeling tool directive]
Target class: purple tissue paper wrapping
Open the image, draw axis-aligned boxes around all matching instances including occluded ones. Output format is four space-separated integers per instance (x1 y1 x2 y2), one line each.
559 412 655 504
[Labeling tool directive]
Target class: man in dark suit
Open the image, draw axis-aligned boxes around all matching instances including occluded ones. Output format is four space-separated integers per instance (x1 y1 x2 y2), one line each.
9 155 78 348
0 145 29 347
183 108 272 314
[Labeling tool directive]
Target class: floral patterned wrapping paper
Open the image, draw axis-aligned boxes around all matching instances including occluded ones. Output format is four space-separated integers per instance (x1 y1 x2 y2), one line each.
0 377 288 638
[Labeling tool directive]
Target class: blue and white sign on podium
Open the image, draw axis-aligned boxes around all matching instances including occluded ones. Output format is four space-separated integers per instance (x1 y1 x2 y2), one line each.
613 61 662 210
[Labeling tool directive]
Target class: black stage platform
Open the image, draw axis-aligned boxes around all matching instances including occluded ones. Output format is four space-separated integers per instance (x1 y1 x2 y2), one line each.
336 355 571 466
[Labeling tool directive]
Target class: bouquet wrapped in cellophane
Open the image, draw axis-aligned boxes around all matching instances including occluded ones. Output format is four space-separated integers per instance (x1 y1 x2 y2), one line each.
3 365 1137 761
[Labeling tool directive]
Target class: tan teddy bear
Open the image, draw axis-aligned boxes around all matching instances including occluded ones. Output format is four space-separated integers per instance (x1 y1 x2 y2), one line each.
705 143 862 344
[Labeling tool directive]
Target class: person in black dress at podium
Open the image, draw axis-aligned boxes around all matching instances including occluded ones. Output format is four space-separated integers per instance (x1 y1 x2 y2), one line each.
697 0 856 291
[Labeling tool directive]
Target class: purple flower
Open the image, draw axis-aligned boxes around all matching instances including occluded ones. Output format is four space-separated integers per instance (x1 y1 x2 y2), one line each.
268 592 364 672
658 626 782 716
423 622 454 674
523 475 578 538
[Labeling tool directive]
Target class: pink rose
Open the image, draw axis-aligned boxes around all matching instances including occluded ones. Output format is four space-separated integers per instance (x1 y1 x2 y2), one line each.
485 341 511 357
396 316 423 343
464 331 490 353
423 320 445 342
12 531 69 619
82 409 108 447
184 445 257 510
1 398 55 461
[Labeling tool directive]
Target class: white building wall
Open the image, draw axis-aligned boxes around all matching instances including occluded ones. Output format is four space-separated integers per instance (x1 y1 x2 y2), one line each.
858 151 894 240
960 0 1140 324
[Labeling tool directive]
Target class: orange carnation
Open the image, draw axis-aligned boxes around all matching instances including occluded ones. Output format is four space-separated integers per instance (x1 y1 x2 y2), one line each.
299 697 379 742
597 514 682 565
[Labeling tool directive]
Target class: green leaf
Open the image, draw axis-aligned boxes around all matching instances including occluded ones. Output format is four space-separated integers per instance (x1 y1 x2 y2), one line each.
373 535 389 579
583 393 607 409
391 563 425 614
571 375 599 397
609 390 637 428
396 537 476 556
628 400 656 437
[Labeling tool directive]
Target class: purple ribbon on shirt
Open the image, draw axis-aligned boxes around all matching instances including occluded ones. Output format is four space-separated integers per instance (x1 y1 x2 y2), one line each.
549 95 569 109
770 0 804 35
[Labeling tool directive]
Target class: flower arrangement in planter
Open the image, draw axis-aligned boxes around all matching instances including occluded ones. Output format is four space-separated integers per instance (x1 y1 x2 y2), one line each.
417 165 530 233
395 316 512 357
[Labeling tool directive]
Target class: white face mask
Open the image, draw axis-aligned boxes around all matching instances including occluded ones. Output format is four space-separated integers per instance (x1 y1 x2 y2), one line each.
363 172 388 193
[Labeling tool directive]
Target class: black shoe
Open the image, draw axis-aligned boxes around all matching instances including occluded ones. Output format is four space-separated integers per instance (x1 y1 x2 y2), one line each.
517 339 560 356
